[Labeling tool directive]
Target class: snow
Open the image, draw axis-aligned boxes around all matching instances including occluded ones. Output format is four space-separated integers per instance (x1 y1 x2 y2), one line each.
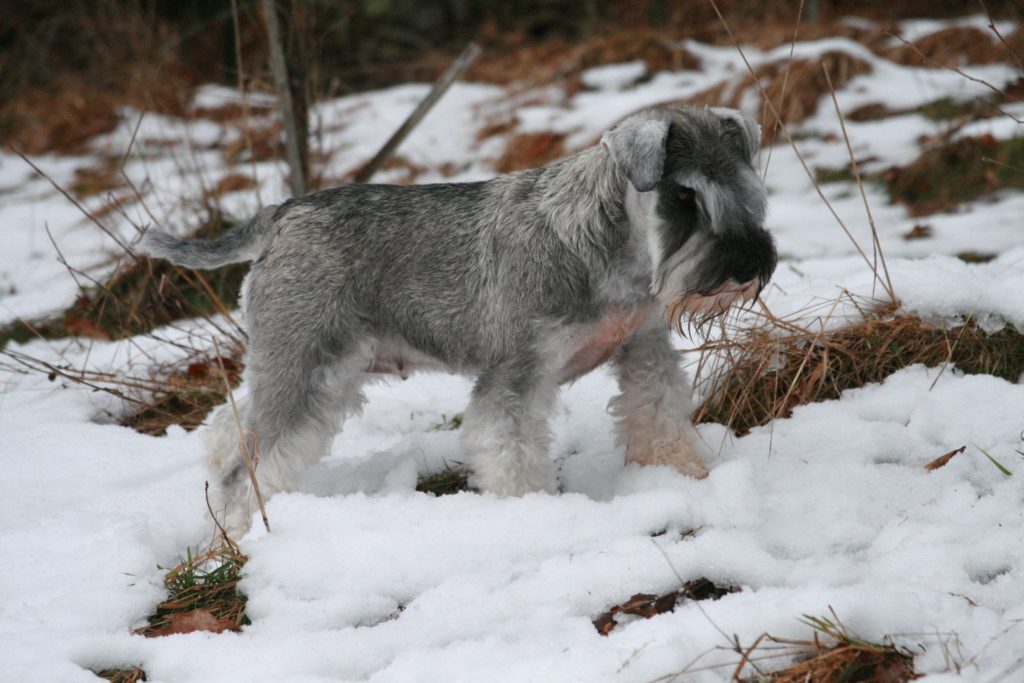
3 16 1024 683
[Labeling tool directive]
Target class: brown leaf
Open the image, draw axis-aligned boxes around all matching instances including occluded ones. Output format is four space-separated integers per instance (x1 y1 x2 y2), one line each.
925 445 966 471
146 609 240 637
63 314 110 340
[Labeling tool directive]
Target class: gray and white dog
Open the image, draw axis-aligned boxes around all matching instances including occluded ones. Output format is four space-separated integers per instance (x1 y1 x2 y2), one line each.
143 104 776 534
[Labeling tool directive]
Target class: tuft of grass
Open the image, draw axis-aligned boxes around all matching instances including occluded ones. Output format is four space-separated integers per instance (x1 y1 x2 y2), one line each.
431 413 463 431
416 464 474 496
94 668 147 683
974 444 1013 477
743 613 916 682
883 135 1024 216
120 354 243 436
138 543 249 638
65 212 248 340
696 305 1024 436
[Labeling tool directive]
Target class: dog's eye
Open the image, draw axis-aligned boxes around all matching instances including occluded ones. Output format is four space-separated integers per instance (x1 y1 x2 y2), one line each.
678 187 695 204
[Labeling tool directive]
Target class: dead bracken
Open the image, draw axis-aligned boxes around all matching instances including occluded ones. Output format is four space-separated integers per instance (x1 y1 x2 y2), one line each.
696 305 1024 436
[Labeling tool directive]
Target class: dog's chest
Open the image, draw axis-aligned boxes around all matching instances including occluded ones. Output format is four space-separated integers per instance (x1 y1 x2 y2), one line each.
559 305 650 382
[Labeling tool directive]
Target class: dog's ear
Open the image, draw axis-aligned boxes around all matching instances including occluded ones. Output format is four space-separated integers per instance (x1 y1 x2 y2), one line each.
601 113 670 192
711 107 760 162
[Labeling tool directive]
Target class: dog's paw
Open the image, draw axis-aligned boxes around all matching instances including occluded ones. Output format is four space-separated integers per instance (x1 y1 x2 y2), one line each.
626 430 710 480
472 450 557 497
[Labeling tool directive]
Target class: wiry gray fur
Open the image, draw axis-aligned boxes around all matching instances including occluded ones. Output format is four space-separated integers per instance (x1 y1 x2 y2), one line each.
142 104 777 534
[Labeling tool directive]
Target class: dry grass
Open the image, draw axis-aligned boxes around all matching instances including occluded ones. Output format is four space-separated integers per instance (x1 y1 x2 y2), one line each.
137 542 248 638
696 304 1024 436
469 28 699 88
495 131 567 172
121 354 243 436
688 52 873 146
735 613 917 683
61 213 247 341
886 26 1006 66
94 668 147 683
416 465 474 496
883 135 1024 216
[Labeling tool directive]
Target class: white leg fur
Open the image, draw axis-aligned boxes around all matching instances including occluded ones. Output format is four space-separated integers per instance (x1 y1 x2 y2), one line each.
462 375 558 496
204 358 367 536
609 323 710 479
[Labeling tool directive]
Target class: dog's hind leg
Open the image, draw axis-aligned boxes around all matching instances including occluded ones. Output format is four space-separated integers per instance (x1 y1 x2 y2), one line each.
609 321 710 479
461 358 559 496
209 341 368 535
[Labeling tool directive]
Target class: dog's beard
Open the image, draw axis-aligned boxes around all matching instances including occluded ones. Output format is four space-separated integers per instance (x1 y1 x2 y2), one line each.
653 231 774 337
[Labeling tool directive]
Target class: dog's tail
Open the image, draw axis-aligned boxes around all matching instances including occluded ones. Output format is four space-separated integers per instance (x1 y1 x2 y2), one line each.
141 204 279 269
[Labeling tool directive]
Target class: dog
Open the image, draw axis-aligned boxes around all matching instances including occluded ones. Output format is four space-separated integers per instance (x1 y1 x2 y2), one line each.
142 105 776 534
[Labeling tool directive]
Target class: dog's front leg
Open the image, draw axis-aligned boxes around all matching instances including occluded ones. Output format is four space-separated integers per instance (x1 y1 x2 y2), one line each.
609 321 710 479
462 360 558 496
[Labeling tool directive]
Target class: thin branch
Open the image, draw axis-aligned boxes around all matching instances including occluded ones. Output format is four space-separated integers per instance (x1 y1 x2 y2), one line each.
822 63 896 303
355 42 482 183
884 31 1023 124
705 0 890 298
213 338 270 534
8 145 140 260
978 0 1022 73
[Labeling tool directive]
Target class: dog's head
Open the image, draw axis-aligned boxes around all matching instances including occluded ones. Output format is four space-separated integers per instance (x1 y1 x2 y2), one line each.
603 105 777 332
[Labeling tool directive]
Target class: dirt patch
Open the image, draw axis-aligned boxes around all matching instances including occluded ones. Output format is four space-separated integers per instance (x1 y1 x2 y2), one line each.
883 135 1024 216
696 306 1024 436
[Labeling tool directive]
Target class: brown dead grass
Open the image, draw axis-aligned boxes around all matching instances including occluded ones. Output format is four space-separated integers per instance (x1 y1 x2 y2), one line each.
696 304 1024 436
70 156 126 199
688 52 873 146
121 354 243 436
95 668 147 683
470 28 699 89
885 26 1006 66
204 173 258 201
495 131 567 172
137 543 248 638
750 639 916 682
63 213 248 341
883 134 1024 217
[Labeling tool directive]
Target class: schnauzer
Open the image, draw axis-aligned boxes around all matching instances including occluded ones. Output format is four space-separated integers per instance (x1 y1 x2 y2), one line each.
143 104 776 534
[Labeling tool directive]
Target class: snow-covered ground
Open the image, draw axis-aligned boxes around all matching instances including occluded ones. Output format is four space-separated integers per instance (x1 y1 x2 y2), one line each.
2 16 1023 683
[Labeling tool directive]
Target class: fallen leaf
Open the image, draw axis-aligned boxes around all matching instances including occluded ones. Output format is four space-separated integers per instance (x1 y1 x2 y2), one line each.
925 445 966 471
145 609 240 637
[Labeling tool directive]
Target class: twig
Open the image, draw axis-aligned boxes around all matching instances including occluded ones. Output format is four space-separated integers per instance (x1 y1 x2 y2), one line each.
260 0 306 197
884 31 1023 124
231 0 264 206
205 481 241 552
212 338 270 533
705 0 892 298
760 0 804 182
355 42 482 183
978 0 1023 73
822 63 896 303
8 145 140 260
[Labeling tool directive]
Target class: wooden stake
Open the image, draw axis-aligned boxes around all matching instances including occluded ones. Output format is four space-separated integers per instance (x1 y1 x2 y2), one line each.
355 43 482 183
